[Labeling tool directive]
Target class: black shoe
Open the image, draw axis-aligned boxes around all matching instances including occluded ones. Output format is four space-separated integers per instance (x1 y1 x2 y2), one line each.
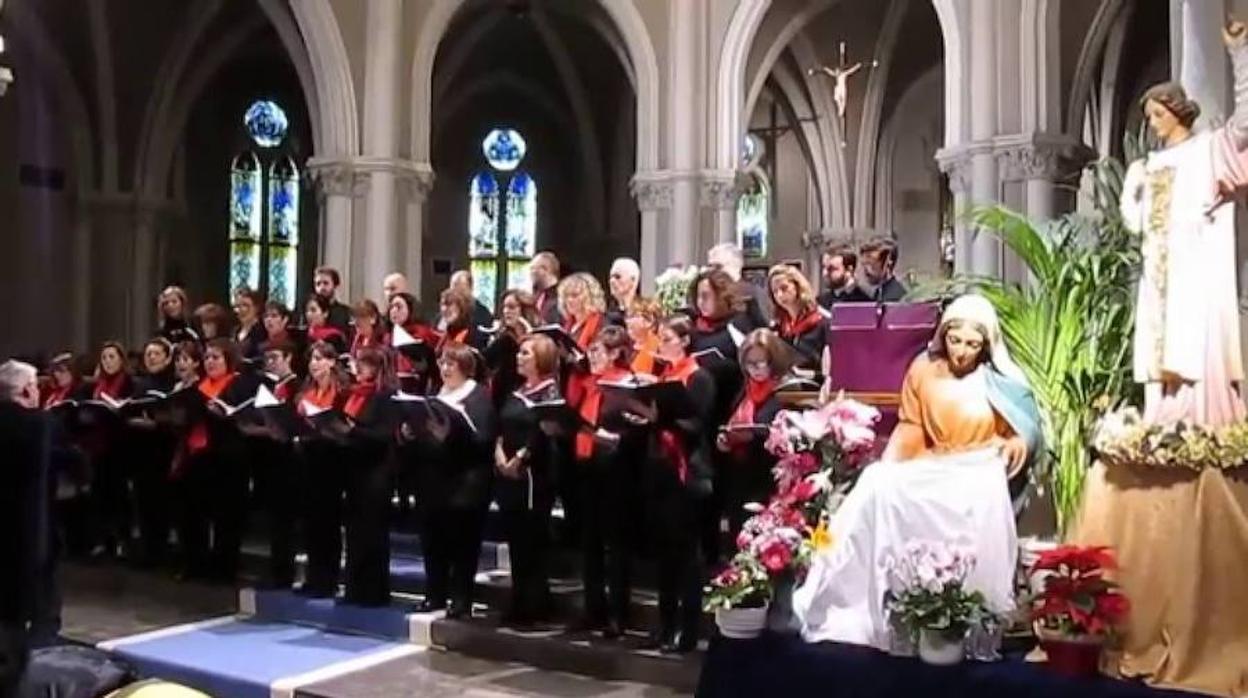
413 599 446 614
602 619 623 640
644 626 674 650
664 628 698 654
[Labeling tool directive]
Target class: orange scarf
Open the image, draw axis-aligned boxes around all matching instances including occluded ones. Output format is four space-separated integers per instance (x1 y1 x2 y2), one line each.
728 377 776 430
188 372 237 453
298 382 338 415
575 366 630 460
565 312 603 351
630 333 661 375
343 380 376 419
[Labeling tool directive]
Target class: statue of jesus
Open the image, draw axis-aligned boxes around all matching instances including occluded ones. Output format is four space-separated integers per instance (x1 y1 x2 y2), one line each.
808 42 865 119
1119 19 1248 427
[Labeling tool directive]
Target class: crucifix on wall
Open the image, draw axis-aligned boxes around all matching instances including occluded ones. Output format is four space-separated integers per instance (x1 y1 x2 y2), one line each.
807 41 876 120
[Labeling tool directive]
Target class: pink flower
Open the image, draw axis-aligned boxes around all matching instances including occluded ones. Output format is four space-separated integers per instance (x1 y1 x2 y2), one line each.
759 539 793 572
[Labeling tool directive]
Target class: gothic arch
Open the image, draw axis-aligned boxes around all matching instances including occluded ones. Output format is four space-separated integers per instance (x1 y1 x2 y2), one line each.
289 0 360 158
410 0 658 170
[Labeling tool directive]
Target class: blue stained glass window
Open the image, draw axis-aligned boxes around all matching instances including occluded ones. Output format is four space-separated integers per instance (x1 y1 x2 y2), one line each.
469 172 500 258
229 152 262 297
266 156 300 308
245 100 289 148
483 128 527 171
737 173 769 260
505 171 536 258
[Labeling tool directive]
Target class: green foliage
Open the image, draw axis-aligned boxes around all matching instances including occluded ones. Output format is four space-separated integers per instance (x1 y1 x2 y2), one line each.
914 137 1145 534
888 585 988 639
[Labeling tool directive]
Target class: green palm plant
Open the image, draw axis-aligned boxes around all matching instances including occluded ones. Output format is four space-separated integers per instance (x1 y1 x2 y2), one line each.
915 136 1144 534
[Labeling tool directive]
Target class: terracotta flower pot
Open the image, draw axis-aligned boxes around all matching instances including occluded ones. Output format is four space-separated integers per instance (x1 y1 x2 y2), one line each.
1036 626 1105 678
715 603 769 639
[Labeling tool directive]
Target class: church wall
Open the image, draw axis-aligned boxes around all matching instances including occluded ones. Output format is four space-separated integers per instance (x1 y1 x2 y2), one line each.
327 0 368 150
0 51 21 359
884 67 943 284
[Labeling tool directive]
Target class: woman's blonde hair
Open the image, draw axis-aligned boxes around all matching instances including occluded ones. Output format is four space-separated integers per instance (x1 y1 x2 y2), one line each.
766 264 817 315
557 272 607 317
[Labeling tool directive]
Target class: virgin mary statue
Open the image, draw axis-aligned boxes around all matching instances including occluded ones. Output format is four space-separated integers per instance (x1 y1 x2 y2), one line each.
1119 21 1248 427
793 294 1041 649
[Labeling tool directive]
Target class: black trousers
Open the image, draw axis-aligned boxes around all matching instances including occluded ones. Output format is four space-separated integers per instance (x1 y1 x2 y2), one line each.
649 469 705 640
0 624 27 698
720 456 774 543
578 459 633 625
132 434 174 566
89 445 131 553
176 449 248 580
251 440 297 588
421 506 486 608
301 442 344 595
498 478 552 621
343 455 393 606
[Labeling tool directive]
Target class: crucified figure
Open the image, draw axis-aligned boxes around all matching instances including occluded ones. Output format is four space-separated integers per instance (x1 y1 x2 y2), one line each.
808 42 870 119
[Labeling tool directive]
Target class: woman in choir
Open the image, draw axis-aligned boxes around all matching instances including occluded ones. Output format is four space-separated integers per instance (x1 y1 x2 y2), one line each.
41 353 82 408
572 325 641 638
158 286 198 345
350 299 386 357
623 297 663 376
716 328 790 539
403 343 497 618
293 340 351 596
305 295 349 355
341 346 399 606
483 289 539 409
386 291 439 392
233 288 268 365
194 303 232 342
87 341 136 559
438 288 488 352
768 264 826 372
494 333 561 627
263 301 305 378
643 315 717 653
128 338 178 568
559 273 607 352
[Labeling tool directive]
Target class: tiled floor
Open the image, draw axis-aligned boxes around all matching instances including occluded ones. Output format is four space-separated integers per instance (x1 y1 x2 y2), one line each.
58 561 692 697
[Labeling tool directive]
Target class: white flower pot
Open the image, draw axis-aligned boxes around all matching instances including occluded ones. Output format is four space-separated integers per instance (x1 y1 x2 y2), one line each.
918 628 965 666
715 604 769 639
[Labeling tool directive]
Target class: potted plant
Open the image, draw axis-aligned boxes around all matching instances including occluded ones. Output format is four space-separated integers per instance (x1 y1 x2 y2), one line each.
1027 544 1130 677
883 541 991 666
704 553 773 639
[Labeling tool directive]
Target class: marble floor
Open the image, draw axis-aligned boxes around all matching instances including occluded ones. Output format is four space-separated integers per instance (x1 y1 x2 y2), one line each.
58 561 691 698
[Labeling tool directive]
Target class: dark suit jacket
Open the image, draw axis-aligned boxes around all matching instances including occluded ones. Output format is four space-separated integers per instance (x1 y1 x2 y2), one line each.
873 277 908 302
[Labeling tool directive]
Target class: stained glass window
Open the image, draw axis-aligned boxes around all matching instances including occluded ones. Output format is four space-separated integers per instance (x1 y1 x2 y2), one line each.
229 152 262 298
737 173 769 260
467 128 537 310
266 156 300 308
227 101 300 305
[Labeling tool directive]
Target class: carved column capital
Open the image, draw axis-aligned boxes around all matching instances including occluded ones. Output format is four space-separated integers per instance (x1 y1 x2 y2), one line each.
699 170 745 210
935 146 975 194
306 158 368 200
630 171 675 211
991 133 1096 182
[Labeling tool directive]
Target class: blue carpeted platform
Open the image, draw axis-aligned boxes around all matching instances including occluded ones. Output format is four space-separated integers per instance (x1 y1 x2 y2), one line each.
696 634 1205 698
103 619 413 698
248 590 423 642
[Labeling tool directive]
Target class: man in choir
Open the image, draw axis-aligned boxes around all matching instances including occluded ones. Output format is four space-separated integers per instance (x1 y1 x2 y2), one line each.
707 242 769 329
1 360 55 694
313 266 353 334
859 236 907 302
382 272 408 303
530 251 563 325
606 257 641 326
449 269 495 329
817 242 870 307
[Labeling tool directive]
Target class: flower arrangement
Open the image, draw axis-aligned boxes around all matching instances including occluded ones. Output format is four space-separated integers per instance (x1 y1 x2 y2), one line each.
704 396 878 615
654 265 700 315
703 552 774 611
1093 407 1248 471
883 540 989 643
1028 545 1129 637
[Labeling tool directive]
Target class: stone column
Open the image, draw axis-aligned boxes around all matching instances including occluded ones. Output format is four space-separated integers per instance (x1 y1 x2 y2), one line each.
701 171 742 250
71 197 93 350
666 0 707 262
936 148 974 275
630 172 674 290
398 162 436 292
969 0 1000 277
360 0 404 300
307 159 360 293
1173 0 1231 128
130 203 161 345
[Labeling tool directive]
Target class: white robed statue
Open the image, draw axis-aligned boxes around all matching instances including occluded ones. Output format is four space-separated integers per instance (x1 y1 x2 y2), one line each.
1119 21 1248 427
793 295 1042 649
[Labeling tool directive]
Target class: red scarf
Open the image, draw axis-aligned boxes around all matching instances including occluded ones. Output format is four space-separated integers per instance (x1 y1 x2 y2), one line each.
308 324 345 345
343 379 377 419
43 382 76 409
728 377 777 430
694 314 729 334
575 366 630 460
93 372 129 400
776 307 823 340
565 312 603 351
272 375 297 402
268 329 289 345
658 355 701 483
298 381 338 415
187 372 237 454
351 331 378 355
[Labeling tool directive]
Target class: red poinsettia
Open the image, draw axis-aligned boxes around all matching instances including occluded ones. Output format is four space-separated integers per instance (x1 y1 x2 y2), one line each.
1029 545 1130 637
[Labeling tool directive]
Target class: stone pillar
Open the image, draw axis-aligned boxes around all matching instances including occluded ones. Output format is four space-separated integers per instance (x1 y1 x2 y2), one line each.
701 171 742 250
1173 0 1231 128
130 203 161 346
307 159 359 293
71 199 93 350
936 148 974 275
969 0 1000 277
398 163 435 292
630 172 674 289
665 0 707 261
360 0 403 301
